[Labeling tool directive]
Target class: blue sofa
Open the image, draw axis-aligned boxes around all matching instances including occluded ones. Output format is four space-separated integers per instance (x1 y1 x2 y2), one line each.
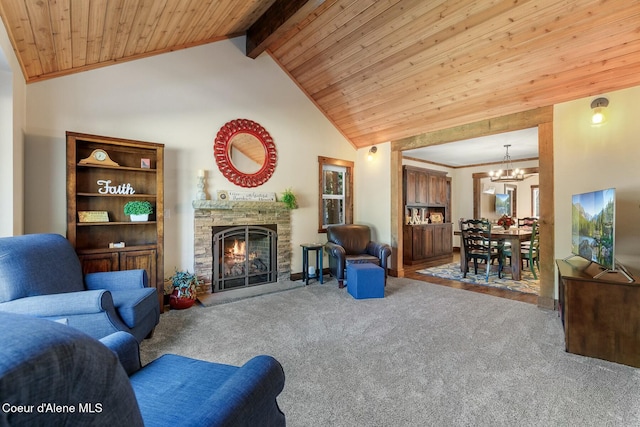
0 312 286 426
0 233 159 343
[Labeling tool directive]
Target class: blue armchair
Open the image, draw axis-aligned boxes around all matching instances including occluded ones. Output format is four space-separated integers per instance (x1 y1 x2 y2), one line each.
0 233 159 343
0 312 286 426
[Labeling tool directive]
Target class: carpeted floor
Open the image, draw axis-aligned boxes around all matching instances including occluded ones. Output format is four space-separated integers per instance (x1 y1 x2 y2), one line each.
140 276 640 426
416 262 540 294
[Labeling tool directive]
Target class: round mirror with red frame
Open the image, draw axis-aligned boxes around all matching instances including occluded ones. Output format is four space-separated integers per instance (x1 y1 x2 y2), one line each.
214 119 277 188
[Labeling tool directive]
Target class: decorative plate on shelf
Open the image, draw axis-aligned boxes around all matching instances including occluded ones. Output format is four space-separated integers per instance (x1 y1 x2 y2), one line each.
430 213 443 223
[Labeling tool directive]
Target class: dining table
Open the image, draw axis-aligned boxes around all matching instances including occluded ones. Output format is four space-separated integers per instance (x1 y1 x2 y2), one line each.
454 227 533 281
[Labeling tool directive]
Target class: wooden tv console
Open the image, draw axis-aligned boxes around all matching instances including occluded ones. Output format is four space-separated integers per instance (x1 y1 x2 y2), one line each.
556 258 640 368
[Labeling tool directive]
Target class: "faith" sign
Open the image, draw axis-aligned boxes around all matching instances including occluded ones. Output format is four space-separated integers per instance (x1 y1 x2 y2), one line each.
97 180 136 195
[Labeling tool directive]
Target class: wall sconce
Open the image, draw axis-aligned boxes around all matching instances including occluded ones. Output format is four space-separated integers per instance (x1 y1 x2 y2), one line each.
590 97 609 125
368 146 377 161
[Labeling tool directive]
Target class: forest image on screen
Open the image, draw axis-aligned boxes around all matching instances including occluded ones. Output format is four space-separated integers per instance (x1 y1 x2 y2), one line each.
571 188 615 270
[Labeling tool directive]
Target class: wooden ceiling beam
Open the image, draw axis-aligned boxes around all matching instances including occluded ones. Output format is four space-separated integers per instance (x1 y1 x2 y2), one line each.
391 107 553 152
245 0 324 59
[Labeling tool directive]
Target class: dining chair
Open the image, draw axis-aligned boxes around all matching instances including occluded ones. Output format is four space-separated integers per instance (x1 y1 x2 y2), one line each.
517 217 538 228
517 217 537 249
504 221 540 279
459 219 503 281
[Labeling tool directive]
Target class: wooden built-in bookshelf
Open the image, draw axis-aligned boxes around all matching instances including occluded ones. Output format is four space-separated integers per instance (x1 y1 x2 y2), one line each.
66 131 164 311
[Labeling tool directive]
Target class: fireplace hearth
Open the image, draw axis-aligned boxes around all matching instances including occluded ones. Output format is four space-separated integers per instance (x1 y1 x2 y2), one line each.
213 225 277 291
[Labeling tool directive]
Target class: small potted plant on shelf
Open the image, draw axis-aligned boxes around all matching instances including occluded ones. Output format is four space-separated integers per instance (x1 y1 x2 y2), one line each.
168 269 200 310
497 214 515 230
280 188 298 209
124 201 153 222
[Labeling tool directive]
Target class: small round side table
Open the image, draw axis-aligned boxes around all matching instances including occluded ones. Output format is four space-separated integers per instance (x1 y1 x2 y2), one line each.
300 243 324 285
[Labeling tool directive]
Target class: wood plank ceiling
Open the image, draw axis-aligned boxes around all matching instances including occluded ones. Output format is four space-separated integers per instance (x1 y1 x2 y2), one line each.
1 0 640 148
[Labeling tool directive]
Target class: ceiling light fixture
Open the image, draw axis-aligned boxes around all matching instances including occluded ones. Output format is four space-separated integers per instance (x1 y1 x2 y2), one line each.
489 144 524 182
368 146 377 161
590 97 609 125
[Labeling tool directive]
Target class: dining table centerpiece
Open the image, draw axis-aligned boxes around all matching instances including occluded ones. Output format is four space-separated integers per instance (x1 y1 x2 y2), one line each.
497 214 515 230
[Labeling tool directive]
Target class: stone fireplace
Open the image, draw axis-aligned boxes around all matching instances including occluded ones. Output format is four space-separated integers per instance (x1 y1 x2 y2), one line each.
193 200 291 295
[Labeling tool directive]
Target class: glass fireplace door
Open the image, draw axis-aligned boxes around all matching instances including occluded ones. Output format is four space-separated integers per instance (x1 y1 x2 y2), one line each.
213 225 277 292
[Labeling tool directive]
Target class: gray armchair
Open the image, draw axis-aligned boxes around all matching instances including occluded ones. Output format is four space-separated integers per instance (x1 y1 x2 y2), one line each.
325 224 392 288
0 233 159 343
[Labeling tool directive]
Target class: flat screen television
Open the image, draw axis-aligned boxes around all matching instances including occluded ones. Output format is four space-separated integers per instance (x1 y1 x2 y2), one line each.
571 188 615 270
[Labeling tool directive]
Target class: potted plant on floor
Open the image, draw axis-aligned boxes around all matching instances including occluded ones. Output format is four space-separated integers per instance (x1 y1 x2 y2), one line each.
124 201 153 222
168 269 200 310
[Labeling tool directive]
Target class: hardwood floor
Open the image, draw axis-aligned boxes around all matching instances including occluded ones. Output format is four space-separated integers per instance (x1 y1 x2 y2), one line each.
403 251 538 305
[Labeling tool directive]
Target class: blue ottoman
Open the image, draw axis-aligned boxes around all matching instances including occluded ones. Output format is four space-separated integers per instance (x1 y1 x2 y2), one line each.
346 263 385 299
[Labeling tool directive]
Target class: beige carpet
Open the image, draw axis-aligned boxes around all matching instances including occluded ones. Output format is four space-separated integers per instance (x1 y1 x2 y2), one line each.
140 276 640 426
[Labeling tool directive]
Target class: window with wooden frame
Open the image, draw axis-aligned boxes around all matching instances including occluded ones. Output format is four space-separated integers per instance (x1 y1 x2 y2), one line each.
318 156 353 233
505 184 517 218
531 185 540 217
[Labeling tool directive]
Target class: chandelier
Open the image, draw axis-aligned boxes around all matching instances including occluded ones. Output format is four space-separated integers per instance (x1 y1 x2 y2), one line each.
489 144 524 182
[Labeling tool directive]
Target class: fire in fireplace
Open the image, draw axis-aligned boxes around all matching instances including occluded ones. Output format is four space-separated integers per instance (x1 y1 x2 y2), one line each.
212 224 277 292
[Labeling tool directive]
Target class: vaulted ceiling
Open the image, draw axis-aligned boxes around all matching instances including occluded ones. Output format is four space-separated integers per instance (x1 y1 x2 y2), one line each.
1 0 640 149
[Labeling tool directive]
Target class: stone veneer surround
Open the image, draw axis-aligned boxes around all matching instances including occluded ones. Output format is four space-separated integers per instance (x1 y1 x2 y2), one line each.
193 200 291 294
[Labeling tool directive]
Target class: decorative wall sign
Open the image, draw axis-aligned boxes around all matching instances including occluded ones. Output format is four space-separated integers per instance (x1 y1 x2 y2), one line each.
141 158 151 169
214 119 277 188
78 211 109 223
226 190 276 202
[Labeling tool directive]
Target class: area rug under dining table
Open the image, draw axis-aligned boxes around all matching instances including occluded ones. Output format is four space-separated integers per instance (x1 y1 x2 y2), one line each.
416 262 540 294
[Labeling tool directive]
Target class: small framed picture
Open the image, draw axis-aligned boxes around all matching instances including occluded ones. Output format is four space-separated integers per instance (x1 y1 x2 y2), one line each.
141 158 151 169
430 213 443 224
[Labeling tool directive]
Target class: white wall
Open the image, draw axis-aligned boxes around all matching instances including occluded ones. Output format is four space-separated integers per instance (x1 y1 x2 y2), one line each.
451 159 539 226
477 174 540 221
0 19 26 237
555 86 640 272
23 36 356 275
355 142 392 242
0 67 12 236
